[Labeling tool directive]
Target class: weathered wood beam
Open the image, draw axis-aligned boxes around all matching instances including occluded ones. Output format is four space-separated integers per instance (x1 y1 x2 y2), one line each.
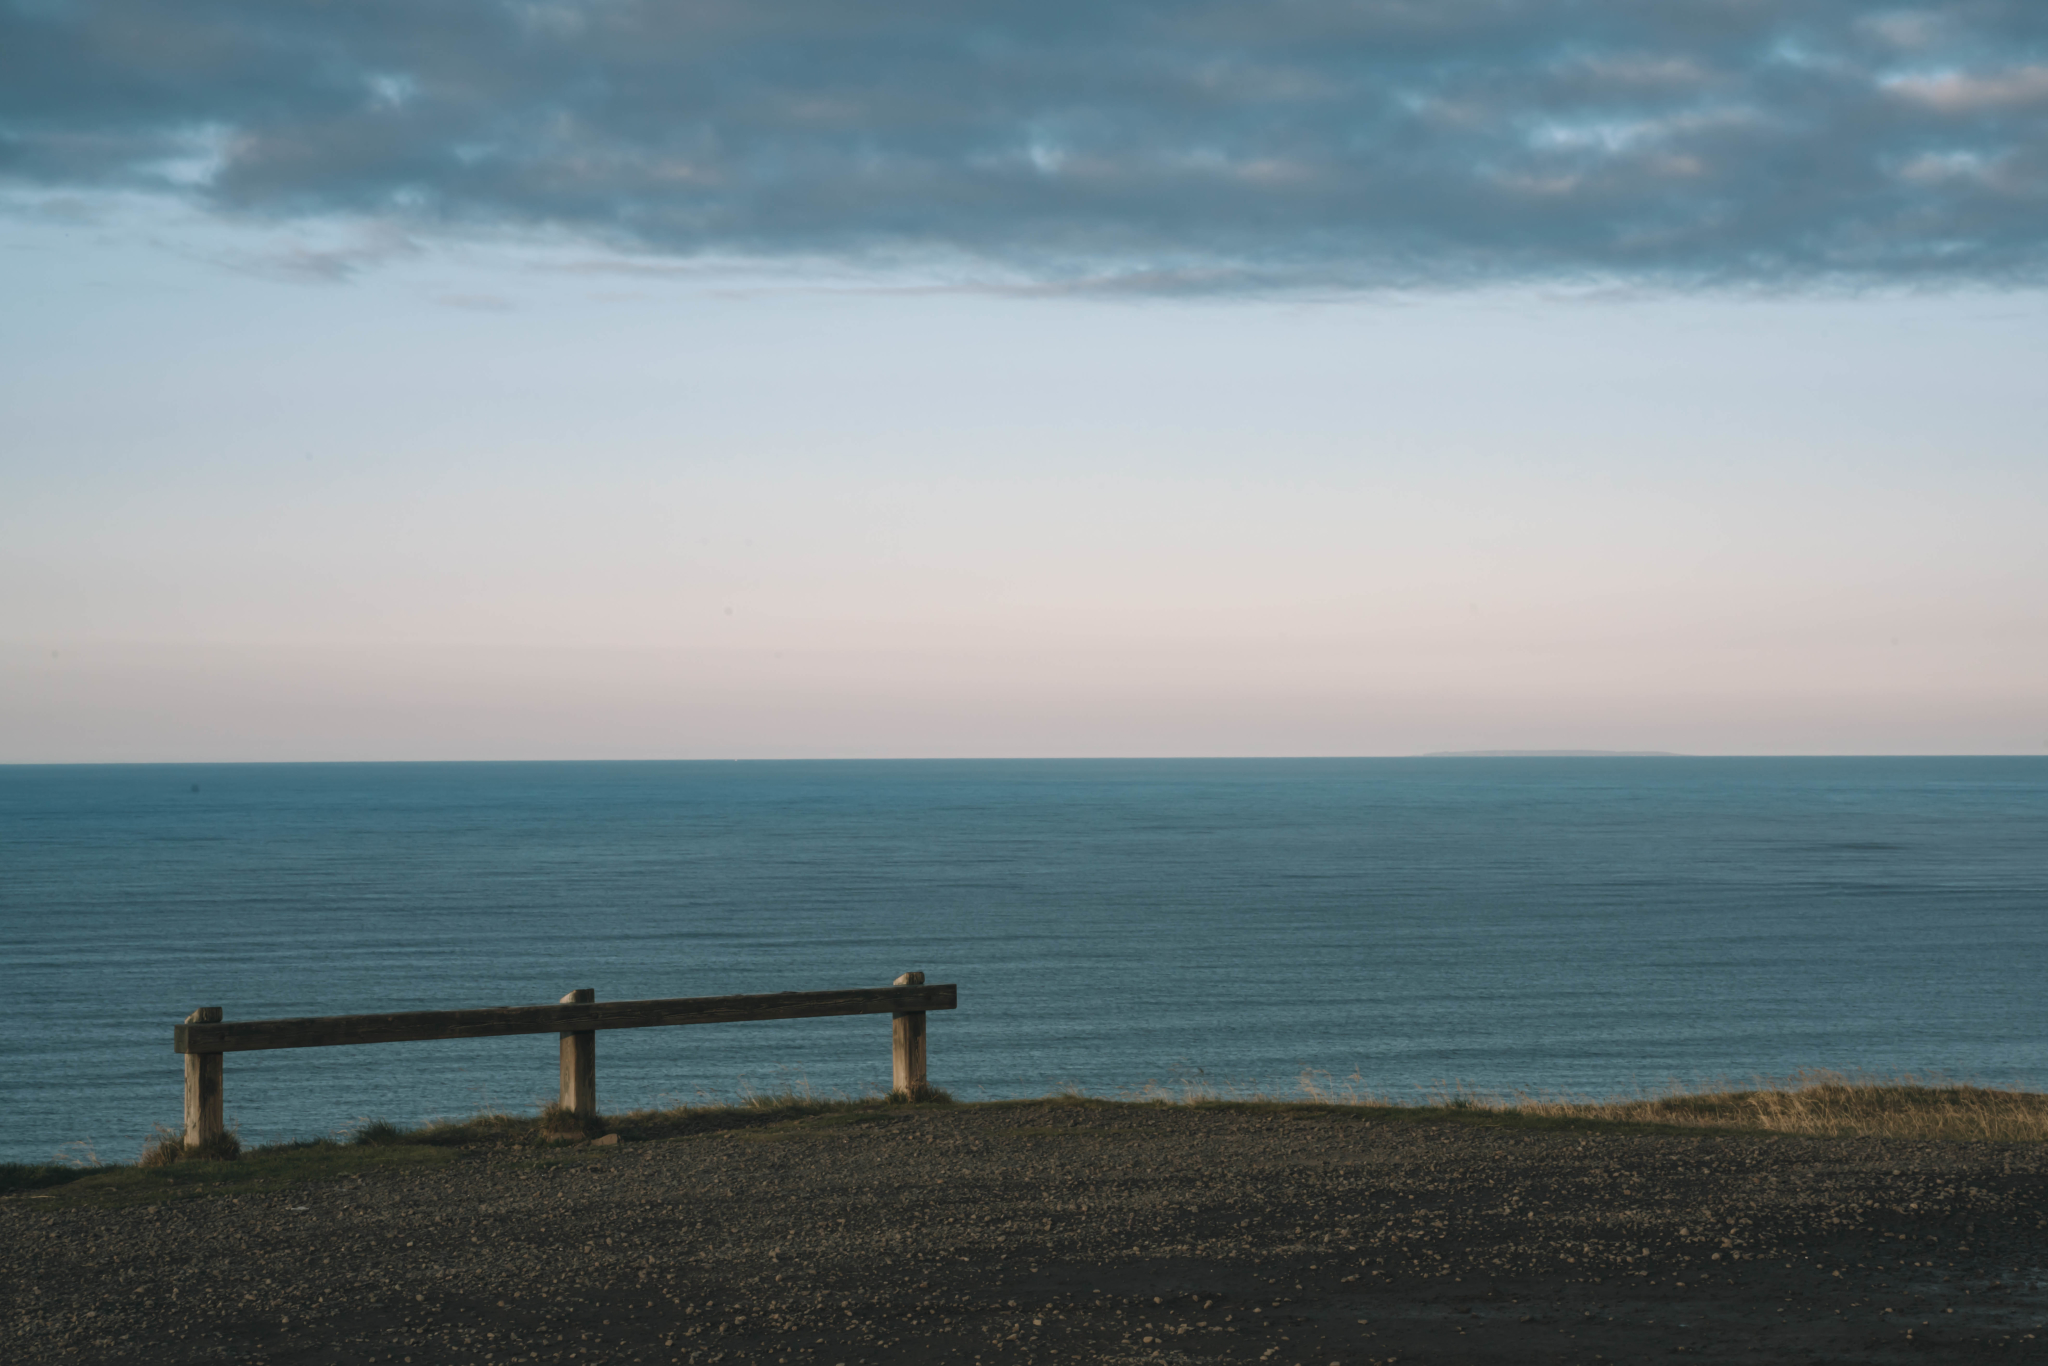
172 983 958 1054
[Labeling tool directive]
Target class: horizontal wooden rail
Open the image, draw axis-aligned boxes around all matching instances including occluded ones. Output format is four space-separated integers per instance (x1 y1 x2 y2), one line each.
170 973 952 1151
173 983 956 1054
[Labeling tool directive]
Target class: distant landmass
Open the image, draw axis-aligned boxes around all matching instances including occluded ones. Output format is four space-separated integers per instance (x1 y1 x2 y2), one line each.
1422 749 1685 757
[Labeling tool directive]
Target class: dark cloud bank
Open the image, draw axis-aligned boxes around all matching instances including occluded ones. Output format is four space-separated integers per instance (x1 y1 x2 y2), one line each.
4 0 2046 289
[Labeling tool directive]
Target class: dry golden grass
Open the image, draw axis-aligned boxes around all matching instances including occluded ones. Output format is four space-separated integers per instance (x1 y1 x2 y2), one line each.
1109 1068 2048 1141
1281 1068 2048 1142
1536 1072 2048 1142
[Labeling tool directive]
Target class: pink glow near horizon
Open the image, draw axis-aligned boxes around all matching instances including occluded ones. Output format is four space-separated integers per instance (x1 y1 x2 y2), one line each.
3 229 2044 760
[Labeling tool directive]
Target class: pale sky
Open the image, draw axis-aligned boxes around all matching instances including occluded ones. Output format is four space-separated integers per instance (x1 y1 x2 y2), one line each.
4 1 2046 760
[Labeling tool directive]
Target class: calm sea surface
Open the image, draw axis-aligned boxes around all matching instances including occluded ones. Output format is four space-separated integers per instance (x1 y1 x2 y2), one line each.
2 758 2043 1166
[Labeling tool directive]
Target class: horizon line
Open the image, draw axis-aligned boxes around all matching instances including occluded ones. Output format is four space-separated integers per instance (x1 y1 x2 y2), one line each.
11 753 2048 768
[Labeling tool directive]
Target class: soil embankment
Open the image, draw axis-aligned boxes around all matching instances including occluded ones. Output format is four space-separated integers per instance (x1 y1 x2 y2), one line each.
6 1102 2047 1364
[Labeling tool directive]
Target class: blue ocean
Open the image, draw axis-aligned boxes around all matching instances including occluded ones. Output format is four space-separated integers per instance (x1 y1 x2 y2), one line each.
2 758 2044 1166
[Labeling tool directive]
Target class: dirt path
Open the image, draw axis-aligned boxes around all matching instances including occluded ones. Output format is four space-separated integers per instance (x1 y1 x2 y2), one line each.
7 1103 2047 1364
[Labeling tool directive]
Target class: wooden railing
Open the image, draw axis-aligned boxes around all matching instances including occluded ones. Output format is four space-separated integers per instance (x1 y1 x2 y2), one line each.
171 971 956 1150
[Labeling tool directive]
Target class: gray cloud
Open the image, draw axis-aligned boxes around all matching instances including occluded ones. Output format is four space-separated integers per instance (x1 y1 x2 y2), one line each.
4 1 2046 289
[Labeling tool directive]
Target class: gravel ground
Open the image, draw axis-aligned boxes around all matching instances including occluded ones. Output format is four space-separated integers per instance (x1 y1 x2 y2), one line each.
6 1103 2048 1365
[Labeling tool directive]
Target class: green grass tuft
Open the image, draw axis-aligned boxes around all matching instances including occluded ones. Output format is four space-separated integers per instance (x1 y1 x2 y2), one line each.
886 1084 954 1105
349 1119 406 1147
137 1123 241 1168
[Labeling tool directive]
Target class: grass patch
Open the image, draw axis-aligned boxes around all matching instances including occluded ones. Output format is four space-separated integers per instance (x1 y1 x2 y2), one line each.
1107 1068 2048 1142
11 1071 2038 1209
0 1164 93 1197
3 1084 959 1206
1542 1072 2048 1142
138 1123 242 1167
886 1084 953 1105
349 1118 408 1147
1166 1098 1714 1136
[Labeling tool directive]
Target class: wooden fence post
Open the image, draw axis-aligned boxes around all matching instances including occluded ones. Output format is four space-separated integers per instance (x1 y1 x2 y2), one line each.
183 1007 224 1149
891 971 928 1099
559 989 596 1117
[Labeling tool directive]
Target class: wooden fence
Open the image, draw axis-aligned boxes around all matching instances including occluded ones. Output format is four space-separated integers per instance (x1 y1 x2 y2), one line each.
171 971 956 1150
